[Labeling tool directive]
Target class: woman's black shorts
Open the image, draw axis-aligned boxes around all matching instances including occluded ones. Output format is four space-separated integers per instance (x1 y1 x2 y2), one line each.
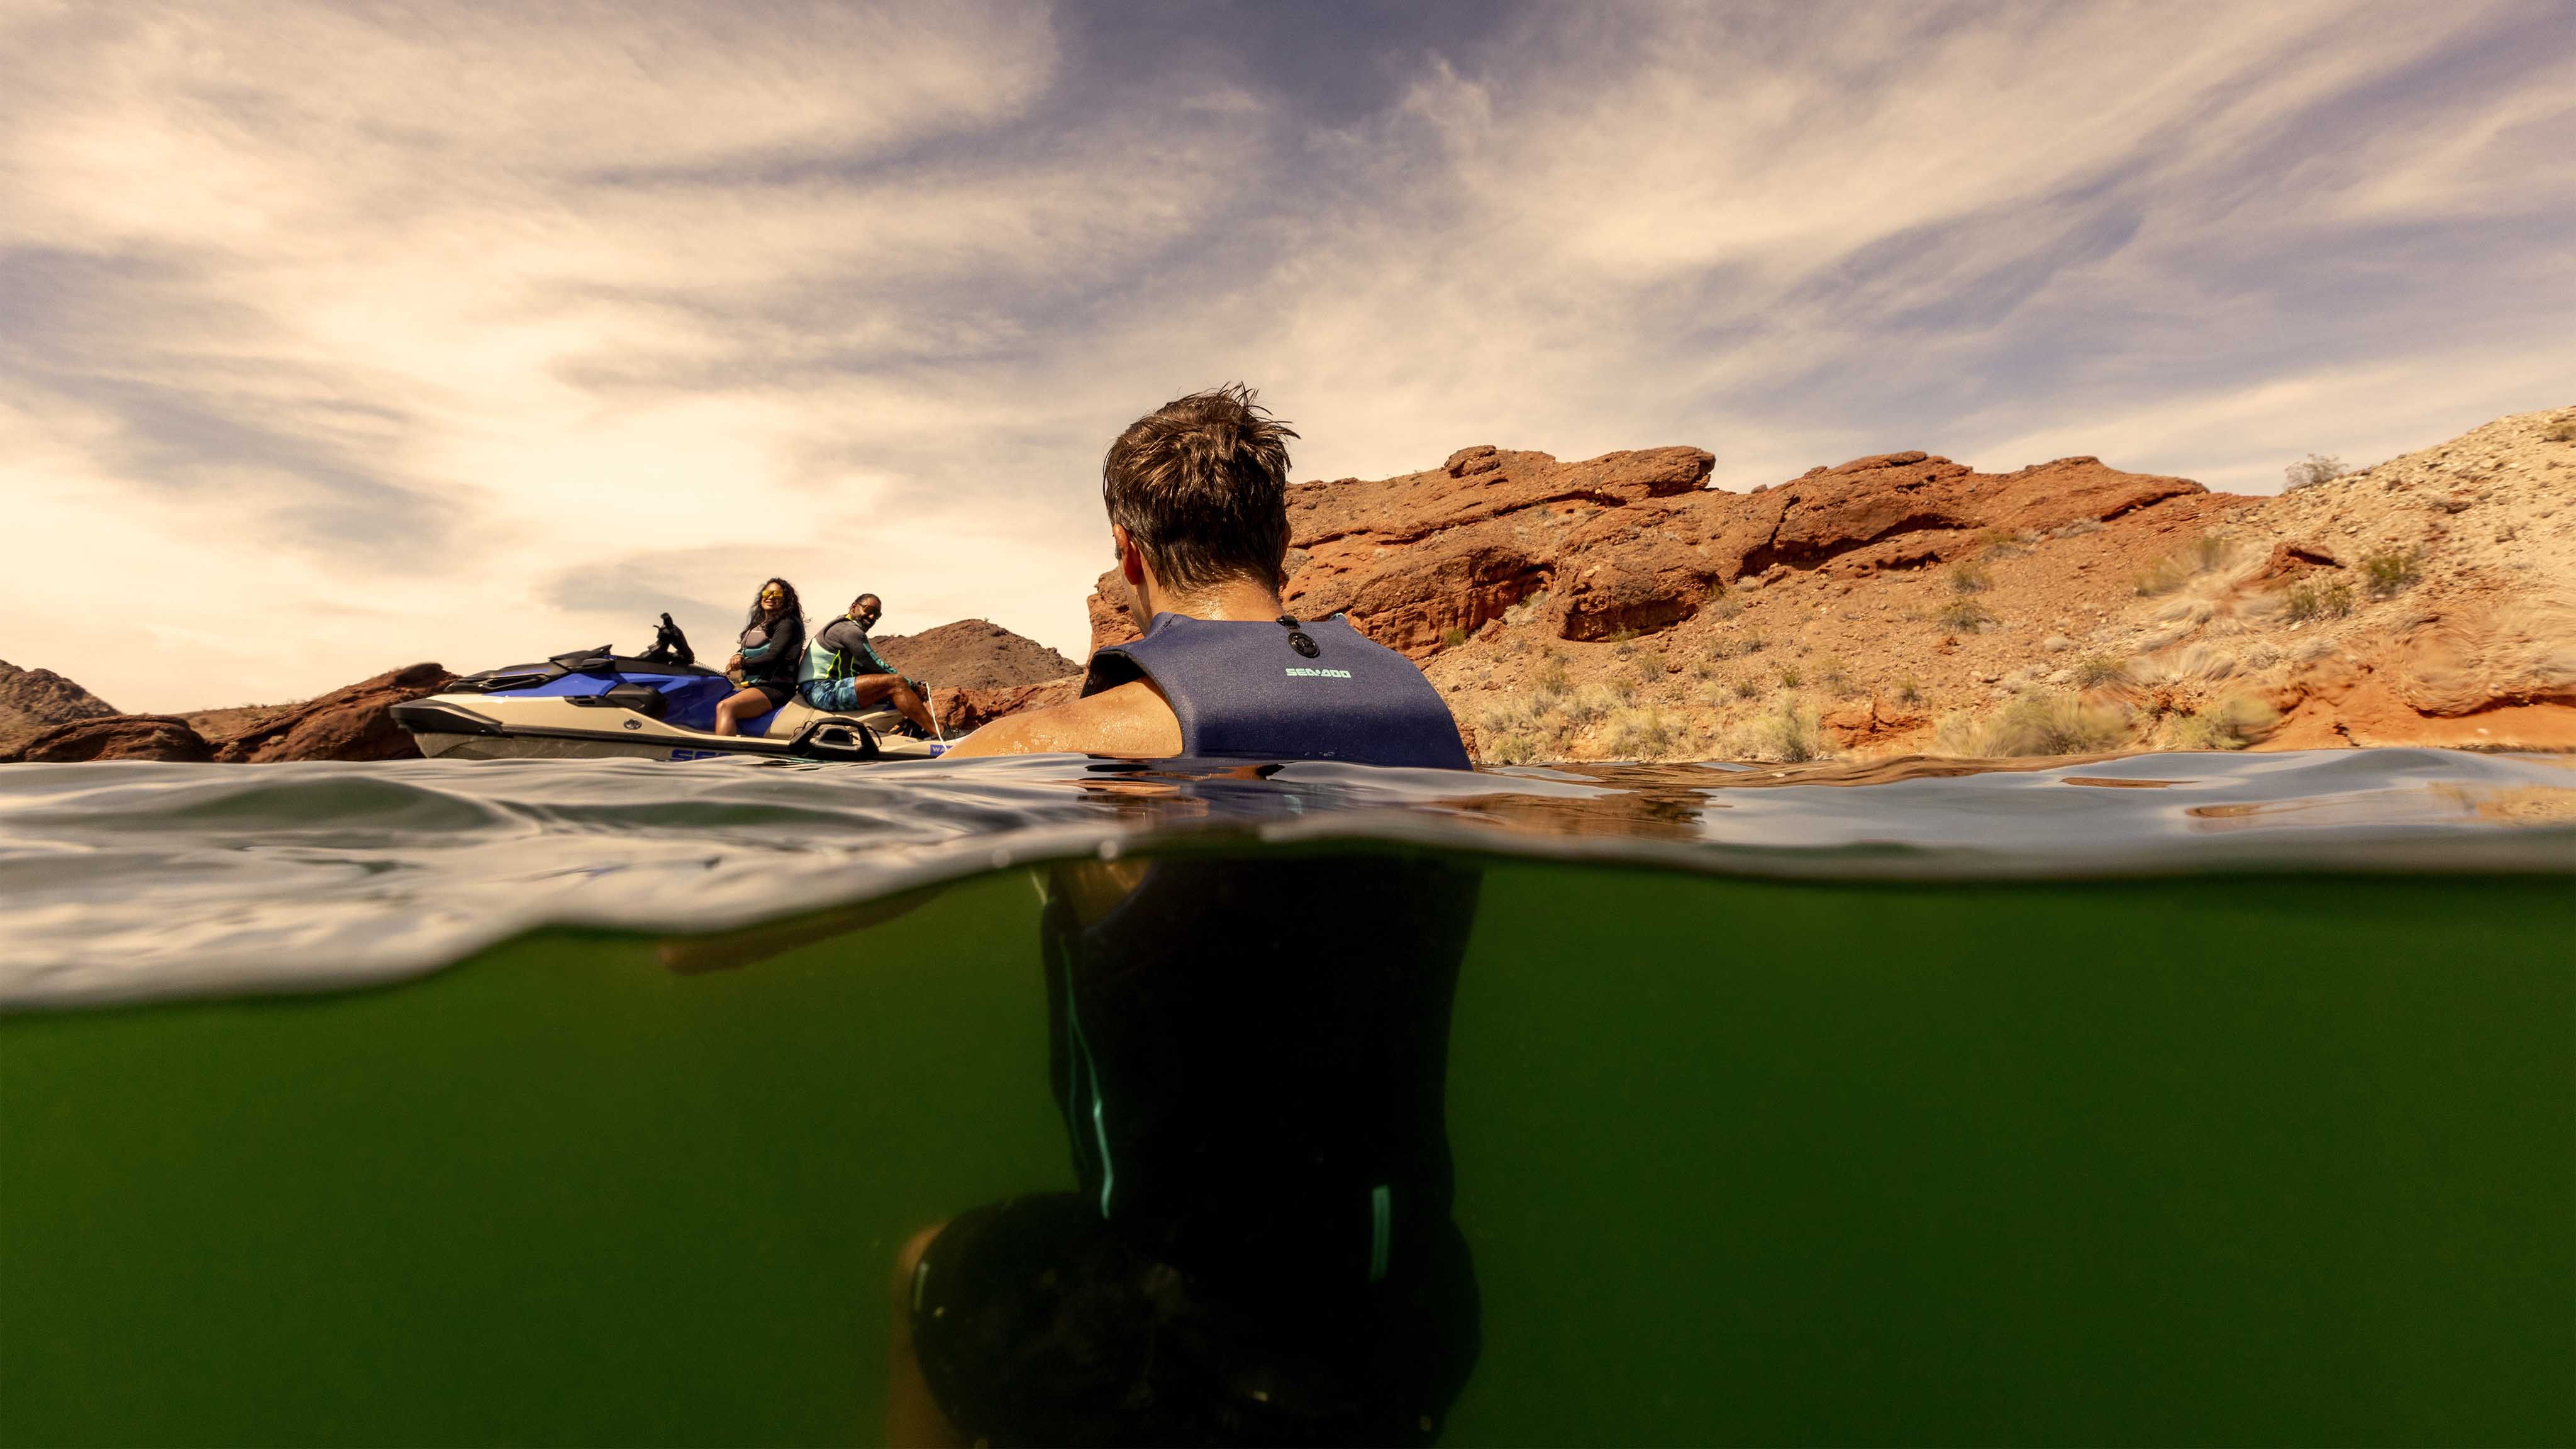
743 679 794 711
908 1193 1479 1448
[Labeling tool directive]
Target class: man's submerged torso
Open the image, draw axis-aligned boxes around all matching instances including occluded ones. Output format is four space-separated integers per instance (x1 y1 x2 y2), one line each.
1040 852 1482 1304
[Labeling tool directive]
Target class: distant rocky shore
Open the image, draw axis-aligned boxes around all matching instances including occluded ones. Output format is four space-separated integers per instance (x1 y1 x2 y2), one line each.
9 405 2570 765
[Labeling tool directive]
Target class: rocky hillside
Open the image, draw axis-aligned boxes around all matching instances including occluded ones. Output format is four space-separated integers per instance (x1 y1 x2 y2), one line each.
11 406 2567 765
0 660 119 754
874 618 1079 689
0 665 454 764
1075 404 2575 761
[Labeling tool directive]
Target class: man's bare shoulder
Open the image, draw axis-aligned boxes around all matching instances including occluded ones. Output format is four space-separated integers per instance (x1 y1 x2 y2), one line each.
943 680 1183 758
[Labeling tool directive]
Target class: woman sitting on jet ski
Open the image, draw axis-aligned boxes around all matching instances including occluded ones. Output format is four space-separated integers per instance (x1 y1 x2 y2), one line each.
714 577 806 736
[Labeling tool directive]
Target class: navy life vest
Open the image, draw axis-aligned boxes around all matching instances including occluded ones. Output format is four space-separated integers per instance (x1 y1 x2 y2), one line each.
1082 613 1470 770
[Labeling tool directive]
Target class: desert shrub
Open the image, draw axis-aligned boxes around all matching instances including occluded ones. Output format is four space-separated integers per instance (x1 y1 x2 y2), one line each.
1948 561 1992 594
1935 691 2131 757
2049 518 2106 539
2545 421 2576 443
1935 597 1997 632
2284 453 2347 490
1896 675 1924 704
1601 705 1690 760
1975 527 2031 558
1633 650 1666 682
2134 533 2233 596
1605 626 1640 645
1707 631 1767 660
1733 677 1760 700
2131 560 2189 596
1560 684 1620 729
2282 577 2354 622
2360 548 2421 597
1814 654 1854 695
2073 653 2129 687
1477 691 1569 764
1704 582 1743 619
2165 695 2279 750
1776 663 1804 689
1689 658 1719 681
1742 696 1823 763
1440 625 1468 650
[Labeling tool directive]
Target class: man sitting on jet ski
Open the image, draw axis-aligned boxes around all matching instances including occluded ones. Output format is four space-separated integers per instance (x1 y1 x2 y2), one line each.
801 592 938 738
713 577 807 736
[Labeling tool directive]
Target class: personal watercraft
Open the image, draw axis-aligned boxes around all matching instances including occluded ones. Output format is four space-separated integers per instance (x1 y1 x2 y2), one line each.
391 614 943 763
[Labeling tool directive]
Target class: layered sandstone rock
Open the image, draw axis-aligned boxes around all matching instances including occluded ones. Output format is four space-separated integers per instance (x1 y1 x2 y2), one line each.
1082 445 2206 657
934 677 1083 735
208 663 457 762
0 714 213 763
874 618 1079 690
0 660 120 754
1053 404 2573 762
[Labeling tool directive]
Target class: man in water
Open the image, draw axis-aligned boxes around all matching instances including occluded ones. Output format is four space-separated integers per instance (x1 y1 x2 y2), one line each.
891 386 1480 1446
800 592 939 737
943 386 1468 769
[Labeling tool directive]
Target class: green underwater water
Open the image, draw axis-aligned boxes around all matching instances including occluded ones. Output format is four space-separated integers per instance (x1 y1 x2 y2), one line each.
4 852 2572 1446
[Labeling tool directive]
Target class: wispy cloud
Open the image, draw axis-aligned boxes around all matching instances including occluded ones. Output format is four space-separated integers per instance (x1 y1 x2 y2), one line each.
3 0 2569 709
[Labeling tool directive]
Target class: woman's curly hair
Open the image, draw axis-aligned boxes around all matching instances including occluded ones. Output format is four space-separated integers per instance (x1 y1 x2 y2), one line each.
744 576 804 631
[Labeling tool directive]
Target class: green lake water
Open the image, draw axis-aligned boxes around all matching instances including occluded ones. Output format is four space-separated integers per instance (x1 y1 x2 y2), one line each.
8 853 2570 1445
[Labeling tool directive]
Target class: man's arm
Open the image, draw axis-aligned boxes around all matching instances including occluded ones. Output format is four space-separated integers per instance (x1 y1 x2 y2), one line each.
943 680 1183 758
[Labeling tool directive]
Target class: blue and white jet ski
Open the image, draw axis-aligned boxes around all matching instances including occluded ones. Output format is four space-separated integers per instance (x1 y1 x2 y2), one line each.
391 614 943 763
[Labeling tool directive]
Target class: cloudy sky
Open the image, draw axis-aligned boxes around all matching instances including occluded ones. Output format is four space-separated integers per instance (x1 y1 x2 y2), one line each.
5 1 2571 712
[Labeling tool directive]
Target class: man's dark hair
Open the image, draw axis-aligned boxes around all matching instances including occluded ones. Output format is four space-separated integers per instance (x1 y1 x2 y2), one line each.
1102 384 1299 591
852 593 882 614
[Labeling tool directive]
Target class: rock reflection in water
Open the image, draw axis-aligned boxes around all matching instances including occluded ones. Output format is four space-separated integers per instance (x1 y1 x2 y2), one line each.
890 831 1483 1446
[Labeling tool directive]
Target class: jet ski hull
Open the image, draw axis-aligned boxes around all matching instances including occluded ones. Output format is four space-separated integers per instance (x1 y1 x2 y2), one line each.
392 650 943 763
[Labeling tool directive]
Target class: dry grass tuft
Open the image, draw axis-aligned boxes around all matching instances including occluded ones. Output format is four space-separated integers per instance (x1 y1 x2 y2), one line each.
1601 705 1692 760
1936 597 1997 633
1735 695 1824 763
1935 691 2132 757
2073 653 2129 687
1814 654 1855 696
2283 454 2347 490
2164 695 2279 750
2360 548 2422 597
2133 533 2233 596
2282 577 2355 622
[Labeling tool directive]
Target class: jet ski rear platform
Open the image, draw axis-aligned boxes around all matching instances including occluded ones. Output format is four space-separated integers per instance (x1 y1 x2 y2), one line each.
392 646 943 763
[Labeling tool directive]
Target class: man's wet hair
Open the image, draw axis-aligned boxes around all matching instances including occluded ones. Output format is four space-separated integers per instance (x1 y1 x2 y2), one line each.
1102 384 1299 591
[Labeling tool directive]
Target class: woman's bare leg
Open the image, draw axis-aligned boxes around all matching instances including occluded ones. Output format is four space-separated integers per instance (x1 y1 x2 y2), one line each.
711 687 769 736
886 1221 963 1448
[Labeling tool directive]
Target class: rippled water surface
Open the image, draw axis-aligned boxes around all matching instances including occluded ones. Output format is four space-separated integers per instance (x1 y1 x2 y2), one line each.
3 748 2570 1006
4 749 2572 1445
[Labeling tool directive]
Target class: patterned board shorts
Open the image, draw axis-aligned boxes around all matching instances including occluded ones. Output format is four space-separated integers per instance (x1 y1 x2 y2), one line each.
799 675 902 712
